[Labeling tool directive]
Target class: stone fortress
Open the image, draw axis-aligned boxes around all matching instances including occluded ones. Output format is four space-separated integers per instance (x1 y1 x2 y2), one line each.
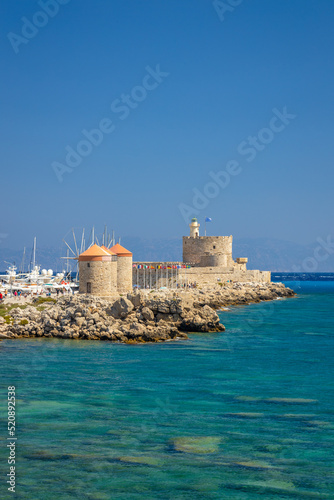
182 218 270 285
78 219 270 297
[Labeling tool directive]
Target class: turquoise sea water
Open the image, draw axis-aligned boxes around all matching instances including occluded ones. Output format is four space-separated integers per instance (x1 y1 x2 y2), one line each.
1 281 333 499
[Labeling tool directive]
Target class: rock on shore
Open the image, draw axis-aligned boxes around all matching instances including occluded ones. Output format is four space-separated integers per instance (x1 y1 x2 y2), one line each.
0 282 295 343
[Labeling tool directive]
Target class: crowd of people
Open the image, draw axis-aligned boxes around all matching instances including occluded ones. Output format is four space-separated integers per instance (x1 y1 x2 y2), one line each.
176 282 198 288
0 287 73 303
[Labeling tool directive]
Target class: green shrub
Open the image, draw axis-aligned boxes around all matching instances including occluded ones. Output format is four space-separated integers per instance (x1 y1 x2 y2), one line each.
20 319 28 325
0 304 27 318
34 297 56 305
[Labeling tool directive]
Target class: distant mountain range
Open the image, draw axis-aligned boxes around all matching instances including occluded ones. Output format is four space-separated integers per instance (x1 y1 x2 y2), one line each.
0 237 333 273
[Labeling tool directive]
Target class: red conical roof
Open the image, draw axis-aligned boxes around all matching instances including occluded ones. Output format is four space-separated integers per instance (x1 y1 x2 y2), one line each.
109 243 132 257
78 244 112 261
101 245 116 256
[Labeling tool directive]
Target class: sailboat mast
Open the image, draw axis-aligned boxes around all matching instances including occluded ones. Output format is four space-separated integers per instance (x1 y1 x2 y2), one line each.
20 247 26 274
32 237 36 269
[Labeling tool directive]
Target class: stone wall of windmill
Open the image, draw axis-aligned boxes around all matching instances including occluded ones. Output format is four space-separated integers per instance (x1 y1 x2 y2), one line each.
78 244 132 296
78 245 118 297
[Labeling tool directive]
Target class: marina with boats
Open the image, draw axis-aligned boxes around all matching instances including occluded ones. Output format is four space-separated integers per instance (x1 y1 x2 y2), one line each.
0 227 120 298
0 237 78 297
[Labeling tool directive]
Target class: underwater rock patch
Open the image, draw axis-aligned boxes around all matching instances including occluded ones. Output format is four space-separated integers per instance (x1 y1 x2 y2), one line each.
264 398 318 404
233 460 275 470
170 436 222 454
225 412 264 419
117 456 162 466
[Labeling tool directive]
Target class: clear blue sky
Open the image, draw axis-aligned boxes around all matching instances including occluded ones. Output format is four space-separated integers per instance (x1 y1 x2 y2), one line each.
1 0 334 250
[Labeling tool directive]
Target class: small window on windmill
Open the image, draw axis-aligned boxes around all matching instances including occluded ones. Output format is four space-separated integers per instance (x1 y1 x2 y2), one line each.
87 282 91 293
87 263 90 268
213 245 216 249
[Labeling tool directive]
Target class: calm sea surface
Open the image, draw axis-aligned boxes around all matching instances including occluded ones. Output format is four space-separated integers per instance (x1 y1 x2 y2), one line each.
0 277 333 499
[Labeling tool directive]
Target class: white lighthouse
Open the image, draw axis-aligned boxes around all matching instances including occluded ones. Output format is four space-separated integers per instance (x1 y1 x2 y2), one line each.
189 217 200 238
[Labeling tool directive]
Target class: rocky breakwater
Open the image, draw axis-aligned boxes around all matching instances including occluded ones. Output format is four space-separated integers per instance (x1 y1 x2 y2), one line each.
0 282 295 344
0 291 224 343
190 282 296 309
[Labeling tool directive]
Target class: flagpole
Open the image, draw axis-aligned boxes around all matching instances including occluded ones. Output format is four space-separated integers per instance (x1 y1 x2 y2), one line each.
205 218 206 237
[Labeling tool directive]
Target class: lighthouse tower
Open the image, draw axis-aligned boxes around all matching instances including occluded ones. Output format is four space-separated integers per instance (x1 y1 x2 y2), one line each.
189 217 200 238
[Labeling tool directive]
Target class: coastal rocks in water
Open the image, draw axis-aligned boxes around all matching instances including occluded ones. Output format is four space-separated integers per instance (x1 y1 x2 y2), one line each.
2 281 295 344
141 307 154 321
170 436 221 454
107 297 134 319
180 304 225 333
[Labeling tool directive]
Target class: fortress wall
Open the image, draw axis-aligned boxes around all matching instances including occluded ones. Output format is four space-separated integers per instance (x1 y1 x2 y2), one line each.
79 260 117 297
185 267 271 286
183 236 233 265
132 263 271 289
233 262 247 271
